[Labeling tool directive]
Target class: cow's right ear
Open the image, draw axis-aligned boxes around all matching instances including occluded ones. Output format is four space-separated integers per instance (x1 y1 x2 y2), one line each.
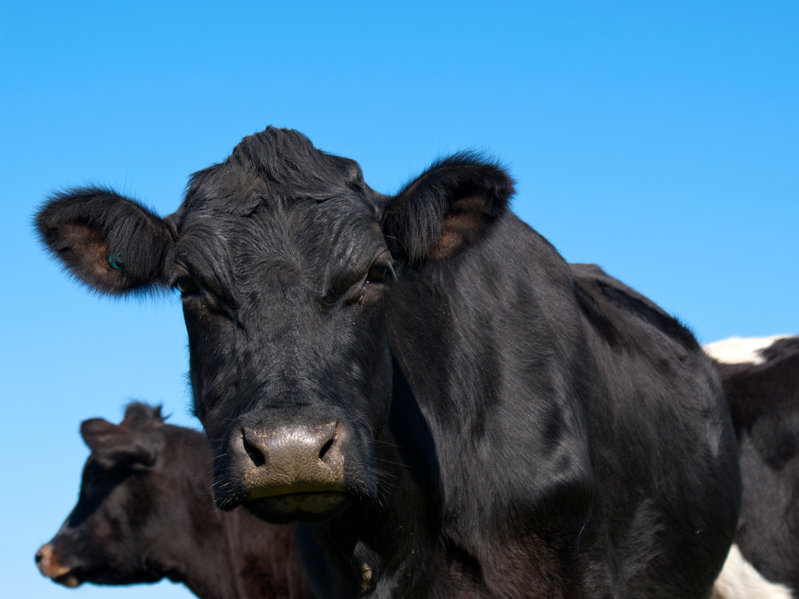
80 418 121 453
35 187 175 295
80 417 164 466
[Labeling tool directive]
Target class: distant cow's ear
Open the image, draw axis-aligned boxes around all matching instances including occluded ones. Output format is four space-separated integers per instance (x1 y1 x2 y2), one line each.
80 418 119 452
381 153 514 263
80 417 164 466
35 187 175 295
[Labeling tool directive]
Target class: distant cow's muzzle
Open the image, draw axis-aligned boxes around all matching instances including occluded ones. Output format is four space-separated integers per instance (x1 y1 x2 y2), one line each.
35 542 81 587
215 419 351 522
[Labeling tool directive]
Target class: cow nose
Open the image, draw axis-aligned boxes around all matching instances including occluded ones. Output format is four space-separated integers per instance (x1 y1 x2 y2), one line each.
235 421 347 500
35 544 61 575
36 543 78 586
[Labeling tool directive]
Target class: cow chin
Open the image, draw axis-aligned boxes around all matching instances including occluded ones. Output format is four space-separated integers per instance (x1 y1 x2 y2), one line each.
53 573 82 588
244 492 350 523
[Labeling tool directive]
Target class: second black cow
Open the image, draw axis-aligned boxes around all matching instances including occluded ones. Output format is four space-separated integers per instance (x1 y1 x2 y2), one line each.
36 402 312 599
37 127 741 598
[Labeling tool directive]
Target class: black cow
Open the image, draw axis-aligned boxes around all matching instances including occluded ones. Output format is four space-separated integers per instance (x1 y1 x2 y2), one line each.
704 335 799 596
564 274 793 599
36 127 741 598
35 402 313 599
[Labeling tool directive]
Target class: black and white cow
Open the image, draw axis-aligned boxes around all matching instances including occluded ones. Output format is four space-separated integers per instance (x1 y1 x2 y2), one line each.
36 127 741 597
705 335 799 597
36 402 312 599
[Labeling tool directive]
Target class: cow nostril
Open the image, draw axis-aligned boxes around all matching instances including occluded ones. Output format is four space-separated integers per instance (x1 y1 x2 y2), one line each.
241 429 266 467
35 549 43 564
318 436 335 462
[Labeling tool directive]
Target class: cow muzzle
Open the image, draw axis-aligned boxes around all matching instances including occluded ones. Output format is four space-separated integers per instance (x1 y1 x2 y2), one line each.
35 543 81 587
216 419 351 522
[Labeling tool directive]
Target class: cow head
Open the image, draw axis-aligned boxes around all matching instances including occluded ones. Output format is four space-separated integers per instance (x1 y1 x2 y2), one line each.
36 127 514 522
35 403 184 587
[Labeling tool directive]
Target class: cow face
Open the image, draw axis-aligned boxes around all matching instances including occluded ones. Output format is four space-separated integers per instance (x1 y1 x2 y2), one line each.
36 127 513 522
35 405 170 587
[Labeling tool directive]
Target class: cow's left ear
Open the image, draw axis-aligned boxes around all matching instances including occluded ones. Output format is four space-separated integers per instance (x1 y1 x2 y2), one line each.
381 153 514 263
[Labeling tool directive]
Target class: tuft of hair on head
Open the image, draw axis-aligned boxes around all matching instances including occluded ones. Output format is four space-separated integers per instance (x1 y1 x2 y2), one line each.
122 402 166 428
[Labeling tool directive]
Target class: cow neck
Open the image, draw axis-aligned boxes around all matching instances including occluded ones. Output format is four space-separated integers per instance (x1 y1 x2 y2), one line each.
310 471 441 596
145 437 247 599
160 495 245 599
306 361 443 595
153 440 310 599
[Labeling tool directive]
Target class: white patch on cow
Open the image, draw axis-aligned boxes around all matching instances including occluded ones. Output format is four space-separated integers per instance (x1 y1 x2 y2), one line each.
711 544 794 599
703 335 791 365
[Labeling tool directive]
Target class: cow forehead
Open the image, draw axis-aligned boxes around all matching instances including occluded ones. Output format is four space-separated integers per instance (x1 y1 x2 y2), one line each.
179 127 369 216
170 128 386 296
176 131 381 247
175 194 383 275
171 186 386 313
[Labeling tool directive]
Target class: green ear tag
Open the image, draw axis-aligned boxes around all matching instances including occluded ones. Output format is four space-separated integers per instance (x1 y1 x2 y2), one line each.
108 253 125 271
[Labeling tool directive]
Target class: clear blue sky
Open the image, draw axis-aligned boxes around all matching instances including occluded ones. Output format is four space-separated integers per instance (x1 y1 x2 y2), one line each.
2 2 797 597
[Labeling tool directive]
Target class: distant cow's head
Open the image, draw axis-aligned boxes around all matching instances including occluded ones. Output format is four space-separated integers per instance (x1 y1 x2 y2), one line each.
35 403 184 587
36 127 513 522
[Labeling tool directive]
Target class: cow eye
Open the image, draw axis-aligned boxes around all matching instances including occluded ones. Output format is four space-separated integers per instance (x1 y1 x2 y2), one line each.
366 263 390 284
176 275 199 295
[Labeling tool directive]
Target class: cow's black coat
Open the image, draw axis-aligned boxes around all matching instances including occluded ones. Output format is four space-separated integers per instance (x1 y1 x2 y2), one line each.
711 336 799 591
35 403 313 599
37 127 741 598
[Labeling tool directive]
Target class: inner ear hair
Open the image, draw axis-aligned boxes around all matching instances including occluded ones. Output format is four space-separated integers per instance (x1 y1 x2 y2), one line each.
45 219 125 292
430 194 493 261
